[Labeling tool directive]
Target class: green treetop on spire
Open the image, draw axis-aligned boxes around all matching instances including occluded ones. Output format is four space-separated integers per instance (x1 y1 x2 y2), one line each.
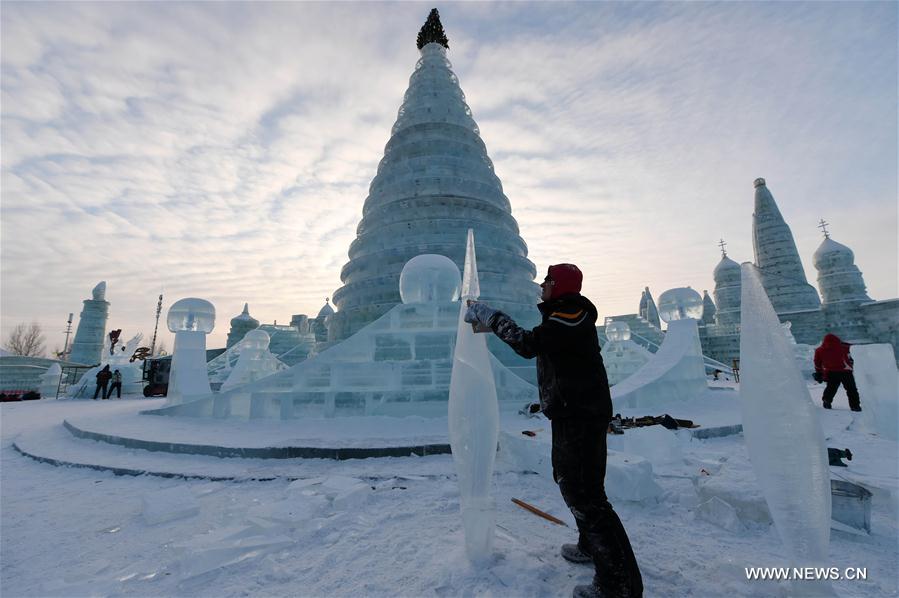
417 8 449 50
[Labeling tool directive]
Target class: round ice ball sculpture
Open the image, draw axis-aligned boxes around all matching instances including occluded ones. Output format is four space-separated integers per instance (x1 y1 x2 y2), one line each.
167 298 216 333
399 254 461 304
242 329 270 350
657 287 703 323
606 321 631 342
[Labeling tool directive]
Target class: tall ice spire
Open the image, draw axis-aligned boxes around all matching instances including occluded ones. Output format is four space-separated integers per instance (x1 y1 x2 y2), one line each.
750 178 823 344
329 10 540 345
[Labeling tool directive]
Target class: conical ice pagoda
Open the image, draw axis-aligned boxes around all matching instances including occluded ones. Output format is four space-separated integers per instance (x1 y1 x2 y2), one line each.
329 9 540 349
751 178 823 344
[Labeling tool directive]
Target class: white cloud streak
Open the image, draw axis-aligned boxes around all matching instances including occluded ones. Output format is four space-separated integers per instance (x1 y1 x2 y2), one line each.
2 2 895 350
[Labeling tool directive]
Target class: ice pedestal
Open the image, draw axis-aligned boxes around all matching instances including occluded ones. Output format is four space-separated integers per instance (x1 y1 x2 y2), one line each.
448 229 498 563
739 263 831 573
166 298 215 405
850 343 898 441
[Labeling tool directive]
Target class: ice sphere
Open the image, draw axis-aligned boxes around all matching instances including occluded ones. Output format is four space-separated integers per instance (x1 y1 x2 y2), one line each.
657 287 703 322
739 263 831 571
399 254 461 304
448 230 498 563
167 298 215 333
605 321 631 342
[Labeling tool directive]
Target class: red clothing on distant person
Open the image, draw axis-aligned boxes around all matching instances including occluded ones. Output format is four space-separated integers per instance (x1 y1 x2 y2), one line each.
814 334 853 374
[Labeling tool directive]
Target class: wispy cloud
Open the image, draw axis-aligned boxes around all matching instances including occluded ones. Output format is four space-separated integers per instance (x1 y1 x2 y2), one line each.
2 2 895 350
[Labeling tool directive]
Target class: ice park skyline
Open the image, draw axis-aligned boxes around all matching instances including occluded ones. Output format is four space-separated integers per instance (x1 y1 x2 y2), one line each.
2 2 896 350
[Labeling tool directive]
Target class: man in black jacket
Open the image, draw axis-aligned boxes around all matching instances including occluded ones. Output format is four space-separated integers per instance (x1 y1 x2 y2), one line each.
465 264 642 598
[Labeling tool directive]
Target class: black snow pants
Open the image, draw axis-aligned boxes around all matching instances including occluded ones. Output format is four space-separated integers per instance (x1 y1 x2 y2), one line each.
552 417 643 597
93 382 109 400
822 371 861 411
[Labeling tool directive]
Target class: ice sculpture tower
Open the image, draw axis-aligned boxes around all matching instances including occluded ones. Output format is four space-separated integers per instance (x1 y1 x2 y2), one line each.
813 230 872 341
700 290 716 325
69 281 110 366
226 303 260 348
751 178 823 344
330 9 540 347
639 287 661 329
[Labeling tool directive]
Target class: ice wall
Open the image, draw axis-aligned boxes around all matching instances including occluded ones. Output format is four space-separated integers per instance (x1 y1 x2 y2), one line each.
739 263 831 573
851 344 898 441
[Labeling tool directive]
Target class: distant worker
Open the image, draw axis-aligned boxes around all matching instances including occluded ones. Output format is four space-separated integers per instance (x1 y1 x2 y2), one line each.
465 264 643 598
93 365 112 400
109 369 123 399
814 333 862 412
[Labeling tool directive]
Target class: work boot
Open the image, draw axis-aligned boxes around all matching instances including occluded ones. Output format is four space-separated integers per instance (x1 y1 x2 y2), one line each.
561 543 593 565
822 403 831 409
572 583 603 598
851 407 861 412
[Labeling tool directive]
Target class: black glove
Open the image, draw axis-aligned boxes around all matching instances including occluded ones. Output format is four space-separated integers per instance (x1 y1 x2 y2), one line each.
813 371 824 384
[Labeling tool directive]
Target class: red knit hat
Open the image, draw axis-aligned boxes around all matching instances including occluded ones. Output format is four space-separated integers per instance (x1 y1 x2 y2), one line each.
546 264 582 298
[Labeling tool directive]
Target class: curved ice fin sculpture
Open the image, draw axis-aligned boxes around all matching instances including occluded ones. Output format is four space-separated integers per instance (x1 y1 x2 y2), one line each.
739 263 832 587
449 229 498 563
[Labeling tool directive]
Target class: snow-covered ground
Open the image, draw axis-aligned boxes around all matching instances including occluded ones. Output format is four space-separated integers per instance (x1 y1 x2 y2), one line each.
2 385 896 597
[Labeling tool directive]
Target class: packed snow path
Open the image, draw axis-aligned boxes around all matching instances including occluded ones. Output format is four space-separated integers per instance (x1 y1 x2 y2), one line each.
2 397 896 597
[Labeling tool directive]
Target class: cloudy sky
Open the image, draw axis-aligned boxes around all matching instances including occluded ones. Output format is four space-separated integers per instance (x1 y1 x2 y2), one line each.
2 2 896 351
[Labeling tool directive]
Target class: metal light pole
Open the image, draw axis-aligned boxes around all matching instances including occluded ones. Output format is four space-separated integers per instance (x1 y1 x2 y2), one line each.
61 312 73 358
150 294 163 356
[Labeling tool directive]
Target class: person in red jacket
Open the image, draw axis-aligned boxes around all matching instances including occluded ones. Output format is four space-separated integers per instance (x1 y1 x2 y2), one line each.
814 333 862 411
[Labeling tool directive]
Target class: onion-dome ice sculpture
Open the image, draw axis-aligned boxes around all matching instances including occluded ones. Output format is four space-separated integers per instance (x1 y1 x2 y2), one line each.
751 178 823 344
329 9 540 350
226 303 260 348
713 251 742 327
813 230 871 341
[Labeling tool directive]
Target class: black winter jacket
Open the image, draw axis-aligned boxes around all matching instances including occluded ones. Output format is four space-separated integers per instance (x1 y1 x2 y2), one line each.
489 294 612 421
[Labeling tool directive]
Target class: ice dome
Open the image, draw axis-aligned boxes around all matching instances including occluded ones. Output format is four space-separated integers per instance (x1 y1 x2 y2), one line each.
713 256 740 281
606 321 631 342
241 329 270 350
167 298 216 333
317 299 335 318
813 237 854 269
658 288 703 323
231 303 259 328
399 254 461 304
